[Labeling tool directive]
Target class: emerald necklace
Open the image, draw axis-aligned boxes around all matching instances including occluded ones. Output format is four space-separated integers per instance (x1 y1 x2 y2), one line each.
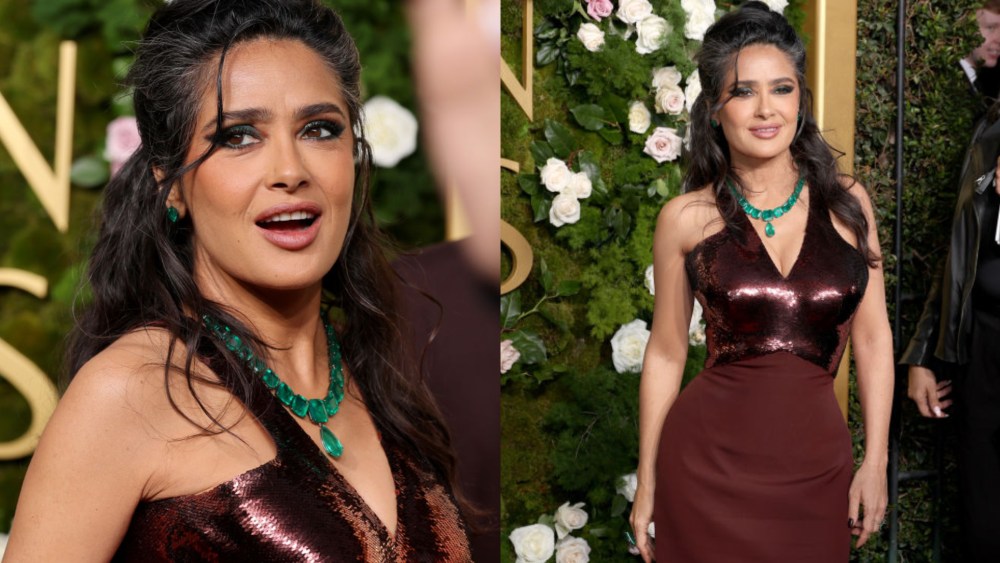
728 177 805 238
203 315 345 459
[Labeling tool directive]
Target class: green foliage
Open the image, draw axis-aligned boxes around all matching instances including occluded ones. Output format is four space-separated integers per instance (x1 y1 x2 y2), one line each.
853 0 980 561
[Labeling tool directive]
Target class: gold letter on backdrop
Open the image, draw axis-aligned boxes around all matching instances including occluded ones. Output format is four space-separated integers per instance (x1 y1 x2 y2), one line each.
500 0 533 120
501 2 534 294
0 270 58 460
0 41 76 233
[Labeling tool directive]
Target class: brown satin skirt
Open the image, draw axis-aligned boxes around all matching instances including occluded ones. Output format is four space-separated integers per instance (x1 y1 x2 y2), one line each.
654 352 852 562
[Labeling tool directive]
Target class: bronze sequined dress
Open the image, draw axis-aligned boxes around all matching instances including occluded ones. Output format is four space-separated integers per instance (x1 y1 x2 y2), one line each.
654 191 868 562
113 386 471 562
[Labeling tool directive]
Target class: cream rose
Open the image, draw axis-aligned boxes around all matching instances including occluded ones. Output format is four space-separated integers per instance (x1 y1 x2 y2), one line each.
643 127 683 163
689 299 706 346
681 0 717 41
651 66 682 89
362 96 419 168
540 157 572 192
760 0 789 13
554 502 589 539
611 319 651 373
644 265 655 295
501 339 520 374
510 524 556 563
635 15 671 55
617 472 638 502
628 101 652 134
556 536 591 563
576 22 605 52
655 85 686 115
565 172 593 199
684 70 702 113
616 0 653 25
549 193 582 227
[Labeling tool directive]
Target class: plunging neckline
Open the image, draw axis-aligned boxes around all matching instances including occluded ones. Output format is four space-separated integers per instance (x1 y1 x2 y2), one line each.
740 188 811 280
273 398 403 541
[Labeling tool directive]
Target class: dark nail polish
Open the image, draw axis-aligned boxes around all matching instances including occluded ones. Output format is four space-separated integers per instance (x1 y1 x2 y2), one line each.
848 518 854 528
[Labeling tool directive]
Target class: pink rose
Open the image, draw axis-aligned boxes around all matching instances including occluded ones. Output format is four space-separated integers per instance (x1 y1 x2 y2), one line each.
104 116 141 176
643 127 682 163
587 0 614 21
501 339 521 373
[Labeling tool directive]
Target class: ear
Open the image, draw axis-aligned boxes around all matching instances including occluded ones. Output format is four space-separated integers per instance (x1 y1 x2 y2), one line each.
154 167 187 219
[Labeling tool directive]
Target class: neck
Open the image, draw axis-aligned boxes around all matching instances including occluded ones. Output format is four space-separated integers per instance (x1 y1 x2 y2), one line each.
195 270 330 393
730 151 799 204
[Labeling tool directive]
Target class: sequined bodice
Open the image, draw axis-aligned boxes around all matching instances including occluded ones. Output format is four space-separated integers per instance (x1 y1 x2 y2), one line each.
685 192 869 374
113 390 471 562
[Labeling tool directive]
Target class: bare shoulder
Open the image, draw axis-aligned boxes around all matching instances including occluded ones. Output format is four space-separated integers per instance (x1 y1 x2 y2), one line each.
656 187 722 253
839 175 874 211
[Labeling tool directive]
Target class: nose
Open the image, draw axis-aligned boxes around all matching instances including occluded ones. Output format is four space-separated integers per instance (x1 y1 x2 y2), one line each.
755 93 775 118
267 135 309 191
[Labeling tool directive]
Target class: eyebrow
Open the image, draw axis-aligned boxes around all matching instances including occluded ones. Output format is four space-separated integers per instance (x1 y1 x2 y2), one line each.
733 77 796 87
200 102 347 134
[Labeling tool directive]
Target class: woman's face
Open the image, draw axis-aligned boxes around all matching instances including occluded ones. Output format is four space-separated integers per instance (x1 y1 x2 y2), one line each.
713 43 800 166
169 38 356 297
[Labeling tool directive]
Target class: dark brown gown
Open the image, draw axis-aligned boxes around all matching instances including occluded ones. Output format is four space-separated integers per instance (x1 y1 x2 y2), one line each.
654 192 868 562
113 387 471 562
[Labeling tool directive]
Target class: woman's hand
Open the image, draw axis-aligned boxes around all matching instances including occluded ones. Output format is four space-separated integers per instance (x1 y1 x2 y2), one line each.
907 365 952 418
847 460 888 548
629 482 655 563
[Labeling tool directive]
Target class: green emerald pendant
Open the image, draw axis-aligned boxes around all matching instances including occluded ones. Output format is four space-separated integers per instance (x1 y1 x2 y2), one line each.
320 424 344 458
764 222 775 237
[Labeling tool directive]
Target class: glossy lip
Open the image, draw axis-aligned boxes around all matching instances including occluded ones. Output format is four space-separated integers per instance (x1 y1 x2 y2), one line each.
749 123 782 139
254 202 323 251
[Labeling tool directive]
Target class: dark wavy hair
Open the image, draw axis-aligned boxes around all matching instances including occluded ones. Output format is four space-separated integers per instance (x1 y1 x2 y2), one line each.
67 0 460 501
685 1 879 266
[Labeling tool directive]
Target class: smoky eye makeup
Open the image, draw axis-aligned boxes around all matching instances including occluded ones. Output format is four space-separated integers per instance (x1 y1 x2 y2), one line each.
300 119 346 140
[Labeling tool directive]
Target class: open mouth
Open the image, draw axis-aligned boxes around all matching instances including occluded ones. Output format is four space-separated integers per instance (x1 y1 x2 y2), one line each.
256 210 318 231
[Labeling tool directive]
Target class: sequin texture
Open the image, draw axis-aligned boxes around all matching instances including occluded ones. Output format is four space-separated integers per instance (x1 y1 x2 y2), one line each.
113 388 472 562
684 193 869 374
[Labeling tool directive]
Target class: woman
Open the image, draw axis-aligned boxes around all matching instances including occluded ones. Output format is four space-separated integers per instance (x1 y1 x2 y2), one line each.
4 1 471 560
629 3 893 562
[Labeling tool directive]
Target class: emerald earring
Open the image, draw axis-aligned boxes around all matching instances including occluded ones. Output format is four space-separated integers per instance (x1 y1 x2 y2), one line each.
167 206 179 223
710 119 720 128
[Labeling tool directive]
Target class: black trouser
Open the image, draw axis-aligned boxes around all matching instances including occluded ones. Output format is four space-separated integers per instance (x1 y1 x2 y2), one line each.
956 310 1000 562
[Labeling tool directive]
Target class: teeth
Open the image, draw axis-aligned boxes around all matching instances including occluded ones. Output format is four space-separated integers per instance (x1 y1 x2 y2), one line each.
263 211 316 223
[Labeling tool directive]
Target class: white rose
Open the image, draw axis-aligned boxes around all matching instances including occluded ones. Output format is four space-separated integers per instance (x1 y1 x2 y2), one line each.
554 502 589 539
684 70 702 113
617 472 638 502
651 66 682 89
576 22 605 52
681 0 717 41
628 101 651 134
540 157 572 193
510 524 556 563
760 0 788 13
362 96 418 168
683 125 692 151
689 299 706 346
501 339 521 374
654 85 686 115
556 536 592 563
644 265 655 295
565 172 593 199
616 0 653 25
611 319 651 373
643 127 683 163
0 534 7 558
549 193 582 227
635 15 671 55
648 521 656 539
